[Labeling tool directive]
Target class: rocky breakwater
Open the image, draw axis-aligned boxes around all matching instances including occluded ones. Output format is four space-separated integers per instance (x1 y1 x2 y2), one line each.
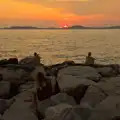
0 56 120 120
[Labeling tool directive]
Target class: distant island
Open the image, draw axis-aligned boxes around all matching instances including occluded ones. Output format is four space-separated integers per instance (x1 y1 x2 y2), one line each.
0 25 120 30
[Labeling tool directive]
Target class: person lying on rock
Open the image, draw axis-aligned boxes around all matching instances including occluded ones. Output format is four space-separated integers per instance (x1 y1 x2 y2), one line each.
85 52 95 65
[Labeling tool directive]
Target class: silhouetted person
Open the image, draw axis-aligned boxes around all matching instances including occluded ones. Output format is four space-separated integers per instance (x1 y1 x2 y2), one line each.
85 52 95 65
34 52 41 65
34 72 52 101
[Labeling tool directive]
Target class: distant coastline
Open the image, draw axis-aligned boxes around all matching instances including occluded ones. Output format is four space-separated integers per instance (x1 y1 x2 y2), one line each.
0 25 120 30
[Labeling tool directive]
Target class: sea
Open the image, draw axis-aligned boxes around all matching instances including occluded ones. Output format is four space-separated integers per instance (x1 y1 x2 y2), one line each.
0 29 120 65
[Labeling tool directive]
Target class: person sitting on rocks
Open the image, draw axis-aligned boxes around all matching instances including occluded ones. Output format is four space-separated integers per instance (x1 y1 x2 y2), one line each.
85 52 95 65
34 52 41 66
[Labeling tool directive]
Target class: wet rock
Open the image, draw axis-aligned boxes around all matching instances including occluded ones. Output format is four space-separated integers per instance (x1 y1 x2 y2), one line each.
0 81 11 99
97 67 116 77
50 93 76 105
80 85 107 107
89 96 120 120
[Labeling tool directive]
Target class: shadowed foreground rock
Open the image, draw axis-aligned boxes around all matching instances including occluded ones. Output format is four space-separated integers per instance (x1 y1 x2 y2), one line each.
3 91 38 120
44 103 92 120
1 59 120 120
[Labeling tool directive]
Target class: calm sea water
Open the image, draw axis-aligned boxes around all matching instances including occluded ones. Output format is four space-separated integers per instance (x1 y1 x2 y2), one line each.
0 29 120 65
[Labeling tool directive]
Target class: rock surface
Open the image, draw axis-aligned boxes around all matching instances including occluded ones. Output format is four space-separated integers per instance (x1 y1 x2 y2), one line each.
3 91 38 120
0 68 29 84
97 67 116 77
97 77 120 96
0 81 11 99
80 85 107 107
89 96 120 120
50 93 76 105
44 103 92 120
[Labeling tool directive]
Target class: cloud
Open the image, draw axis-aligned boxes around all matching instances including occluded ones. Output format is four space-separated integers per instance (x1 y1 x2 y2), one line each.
0 0 119 26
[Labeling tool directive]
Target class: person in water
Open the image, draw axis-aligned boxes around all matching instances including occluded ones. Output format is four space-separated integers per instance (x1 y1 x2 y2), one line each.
85 52 95 65
34 52 41 65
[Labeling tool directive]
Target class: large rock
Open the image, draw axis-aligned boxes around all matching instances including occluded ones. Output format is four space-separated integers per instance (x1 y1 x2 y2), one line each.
37 99 56 117
0 68 29 84
37 93 76 117
0 81 11 99
44 103 92 120
89 96 120 120
44 104 81 120
80 85 107 107
0 98 15 115
3 91 38 120
50 93 76 105
57 66 100 92
58 66 101 82
97 77 120 96
97 67 116 77
57 74 96 92
19 56 41 67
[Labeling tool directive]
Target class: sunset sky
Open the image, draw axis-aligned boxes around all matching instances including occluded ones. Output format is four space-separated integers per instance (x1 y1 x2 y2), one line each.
0 0 120 27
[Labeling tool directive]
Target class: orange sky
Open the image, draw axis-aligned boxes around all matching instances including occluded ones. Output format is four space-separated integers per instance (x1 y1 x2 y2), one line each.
0 0 120 27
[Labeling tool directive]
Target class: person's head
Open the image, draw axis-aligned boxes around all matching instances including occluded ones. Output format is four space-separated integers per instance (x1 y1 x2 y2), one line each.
88 52 92 57
34 52 38 56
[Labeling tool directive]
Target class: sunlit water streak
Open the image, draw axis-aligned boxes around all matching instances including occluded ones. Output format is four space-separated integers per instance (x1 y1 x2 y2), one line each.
0 29 120 65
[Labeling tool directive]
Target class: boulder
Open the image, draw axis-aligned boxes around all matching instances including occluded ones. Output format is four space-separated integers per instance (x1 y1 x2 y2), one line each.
97 77 120 96
0 68 29 85
80 85 107 107
50 93 76 105
89 96 120 120
57 66 100 92
37 99 56 117
0 81 11 99
97 67 116 77
57 73 96 92
19 56 41 67
44 103 92 120
57 66 101 82
44 104 81 120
